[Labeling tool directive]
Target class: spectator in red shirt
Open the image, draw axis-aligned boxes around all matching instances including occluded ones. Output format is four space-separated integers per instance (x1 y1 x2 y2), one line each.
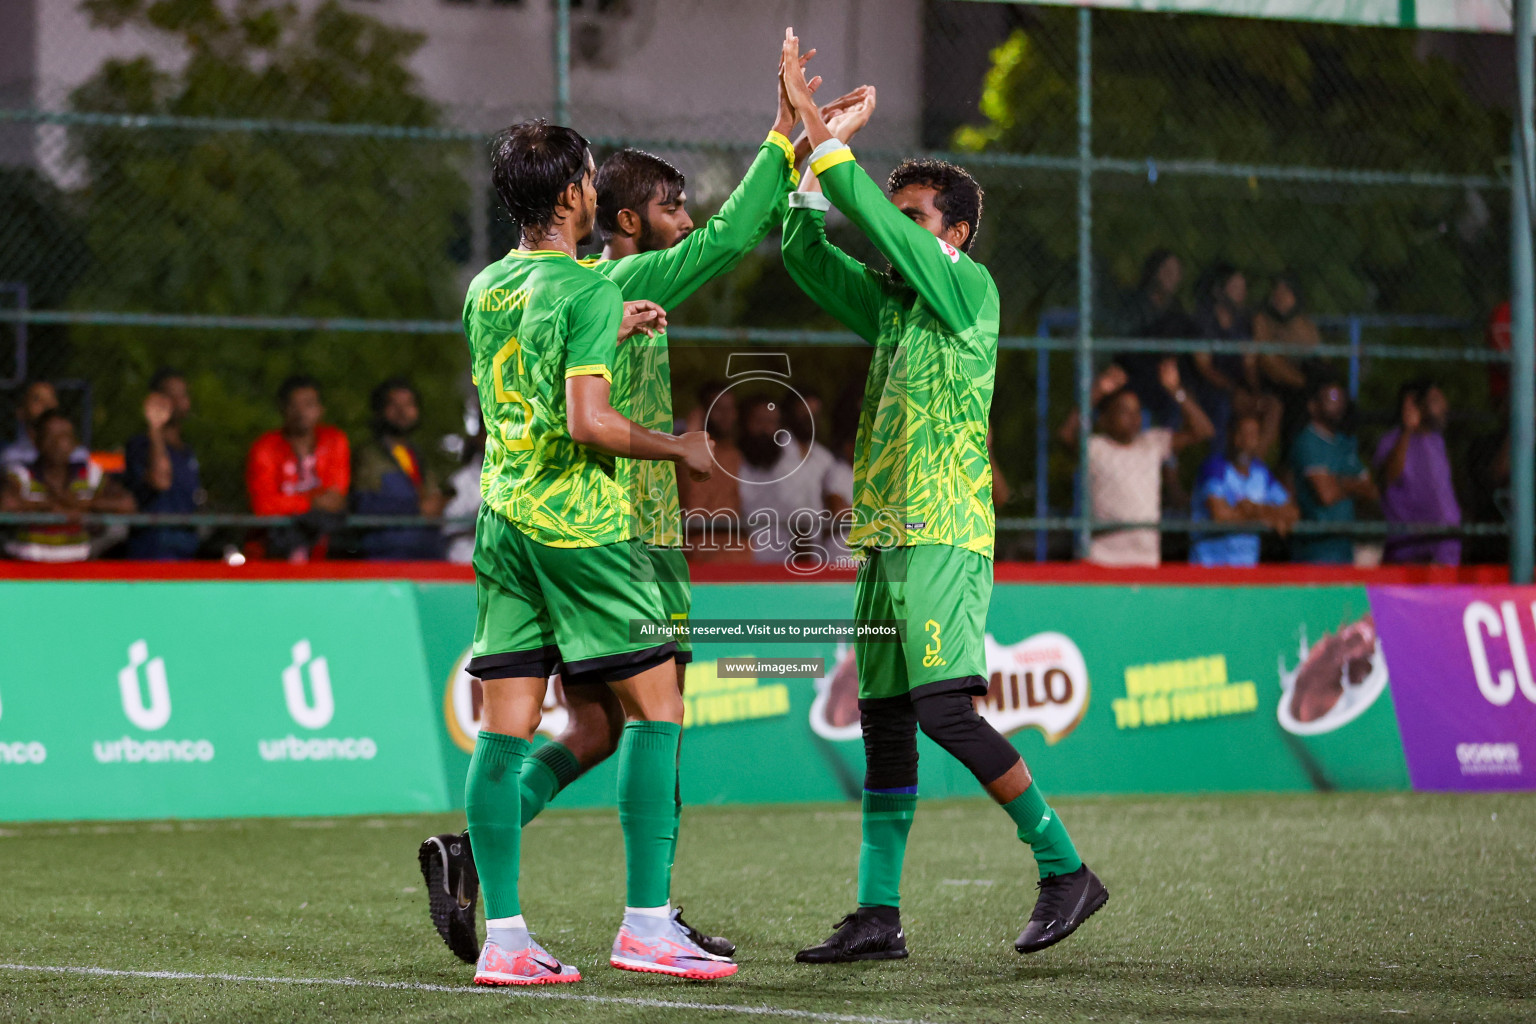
246 375 350 560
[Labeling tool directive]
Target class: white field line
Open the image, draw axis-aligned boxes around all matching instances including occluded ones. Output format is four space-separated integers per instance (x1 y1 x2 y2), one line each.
0 963 931 1024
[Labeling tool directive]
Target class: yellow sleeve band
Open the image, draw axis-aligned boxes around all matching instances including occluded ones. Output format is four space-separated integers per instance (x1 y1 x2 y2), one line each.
765 131 795 165
789 167 801 188
810 147 856 177
565 364 613 383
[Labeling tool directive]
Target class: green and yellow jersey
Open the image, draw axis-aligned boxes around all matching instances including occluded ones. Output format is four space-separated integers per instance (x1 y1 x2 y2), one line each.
782 144 1000 559
462 249 629 548
583 131 799 548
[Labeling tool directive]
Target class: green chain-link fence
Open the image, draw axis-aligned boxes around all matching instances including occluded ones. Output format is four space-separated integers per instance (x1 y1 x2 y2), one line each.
0 0 1519 565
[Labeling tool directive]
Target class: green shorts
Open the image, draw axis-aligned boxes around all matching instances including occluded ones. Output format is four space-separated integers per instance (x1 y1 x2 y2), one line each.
468 507 676 683
853 545 992 703
647 545 693 663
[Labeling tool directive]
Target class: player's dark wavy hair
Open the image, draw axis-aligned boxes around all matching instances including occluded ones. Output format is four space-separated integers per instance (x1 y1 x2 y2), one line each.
595 149 686 240
490 119 592 242
888 158 984 252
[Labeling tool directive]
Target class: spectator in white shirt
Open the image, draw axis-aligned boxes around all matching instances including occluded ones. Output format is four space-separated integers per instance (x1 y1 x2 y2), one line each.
738 393 849 567
441 430 485 565
1060 359 1214 567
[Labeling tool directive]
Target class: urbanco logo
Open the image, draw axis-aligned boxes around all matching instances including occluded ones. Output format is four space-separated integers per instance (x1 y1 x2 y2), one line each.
282 640 335 730
118 640 171 731
0 685 47 765
96 641 215 764
258 640 377 762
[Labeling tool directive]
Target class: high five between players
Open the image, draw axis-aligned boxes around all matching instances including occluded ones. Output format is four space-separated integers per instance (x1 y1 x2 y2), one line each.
426 27 1106 986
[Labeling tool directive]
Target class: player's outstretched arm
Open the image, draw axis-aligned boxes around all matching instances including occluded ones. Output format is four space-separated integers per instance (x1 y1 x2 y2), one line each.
780 79 883 341
781 29 990 335
814 151 990 335
602 137 798 311
781 194 883 344
600 51 831 310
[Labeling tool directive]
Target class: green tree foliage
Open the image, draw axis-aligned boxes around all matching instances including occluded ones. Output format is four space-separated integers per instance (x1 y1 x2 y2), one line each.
67 0 469 507
954 9 1509 326
950 10 1510 513
0 168 90 392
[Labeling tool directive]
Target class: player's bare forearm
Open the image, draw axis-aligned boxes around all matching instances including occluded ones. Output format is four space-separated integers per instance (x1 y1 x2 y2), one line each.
566 375 715 482
568 375 682 461
794 87 874 173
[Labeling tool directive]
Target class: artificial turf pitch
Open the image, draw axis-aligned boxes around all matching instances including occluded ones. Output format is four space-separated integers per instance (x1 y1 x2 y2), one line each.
0 792 1530 1023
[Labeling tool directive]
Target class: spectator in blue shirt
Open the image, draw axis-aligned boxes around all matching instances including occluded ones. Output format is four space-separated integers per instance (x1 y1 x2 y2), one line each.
1291 376 1378 564
1190 412 1298 566
352 377 444 560
122 368 203 559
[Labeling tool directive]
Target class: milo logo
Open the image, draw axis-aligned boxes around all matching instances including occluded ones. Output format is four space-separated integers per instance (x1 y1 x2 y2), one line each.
809 631 1090 744
977 632 1090 744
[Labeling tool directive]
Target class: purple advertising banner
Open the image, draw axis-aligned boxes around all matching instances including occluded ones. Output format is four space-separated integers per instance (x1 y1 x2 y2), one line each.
1369 586 1536 791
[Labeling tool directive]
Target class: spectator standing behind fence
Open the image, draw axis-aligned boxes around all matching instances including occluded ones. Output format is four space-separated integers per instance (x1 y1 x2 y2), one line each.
1059 359 1214 568
1189 412 1298 567
736 393 850 567
679 379 748 562
1291 377 1378 565
737 394 802 563
352 378 444 560
1112 250 1197 428
1373 379 1462 565
246 375 350 561
121 369 203 560
2 409 135 561
1192 264 1283 452
2 381 90 472
1252 274 1321 457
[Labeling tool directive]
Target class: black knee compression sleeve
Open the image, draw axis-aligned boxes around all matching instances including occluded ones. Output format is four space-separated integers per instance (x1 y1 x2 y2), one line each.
859 696 919 790
913 689 1020 786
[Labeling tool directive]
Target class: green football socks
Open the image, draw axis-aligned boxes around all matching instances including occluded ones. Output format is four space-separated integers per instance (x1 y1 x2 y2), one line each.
1004 782 1083 880
517 740 581 826
857 790 918 908
464 730 532 919
617 721 682 909
667 735 683 872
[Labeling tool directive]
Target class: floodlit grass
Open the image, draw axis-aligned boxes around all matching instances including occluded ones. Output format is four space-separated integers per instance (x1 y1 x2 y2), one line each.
0 793 1531 1022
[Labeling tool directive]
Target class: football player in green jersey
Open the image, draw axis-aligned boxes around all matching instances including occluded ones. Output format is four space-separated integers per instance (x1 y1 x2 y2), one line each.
452 116 740 985
777 29 1108 963
422 70 872 964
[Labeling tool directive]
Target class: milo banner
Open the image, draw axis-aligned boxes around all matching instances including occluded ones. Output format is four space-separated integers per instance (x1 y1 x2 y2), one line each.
1369 586 1536 791
421 583 1413 809
0 583 450 821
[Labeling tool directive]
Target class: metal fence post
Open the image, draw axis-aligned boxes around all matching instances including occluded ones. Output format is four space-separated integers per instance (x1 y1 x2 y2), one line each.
553 0 571 126
1035 342 1050 561
1347 317 1362 400
1513 0 1535 583
1074 6 1093 559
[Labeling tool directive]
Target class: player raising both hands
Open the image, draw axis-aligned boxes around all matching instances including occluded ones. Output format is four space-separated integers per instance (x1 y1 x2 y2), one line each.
777 28 1109 963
